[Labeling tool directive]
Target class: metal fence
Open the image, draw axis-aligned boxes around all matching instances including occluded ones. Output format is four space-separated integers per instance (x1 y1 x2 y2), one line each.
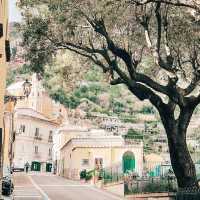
124 176 178 195
100 161 179 195
101 163 124 184
144 161 173 178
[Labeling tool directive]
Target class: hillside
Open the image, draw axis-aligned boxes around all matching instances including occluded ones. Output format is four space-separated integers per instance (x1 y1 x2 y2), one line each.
7 21 200 158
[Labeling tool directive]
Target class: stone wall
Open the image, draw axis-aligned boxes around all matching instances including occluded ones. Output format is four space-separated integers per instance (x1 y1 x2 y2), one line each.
126 193 176 200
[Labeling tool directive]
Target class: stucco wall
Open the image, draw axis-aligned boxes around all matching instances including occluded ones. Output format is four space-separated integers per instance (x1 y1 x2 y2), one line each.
126 193 176 200
60 142 143 179
0 0 9 186
0 0 8 129
13 115 56 169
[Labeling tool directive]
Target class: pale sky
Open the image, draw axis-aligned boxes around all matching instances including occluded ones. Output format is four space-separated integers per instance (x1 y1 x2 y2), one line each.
9 0 22 22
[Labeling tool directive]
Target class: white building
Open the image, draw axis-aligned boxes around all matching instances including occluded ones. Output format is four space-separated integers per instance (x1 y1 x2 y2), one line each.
7 74 69 120
13 108 58 172
52 122 90 174
60 135 143 180
53 122 143 178
6 74 65 172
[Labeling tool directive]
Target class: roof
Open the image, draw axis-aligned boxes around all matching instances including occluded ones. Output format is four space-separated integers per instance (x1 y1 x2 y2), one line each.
61 136 143 150
61 136 122 150
7 81 28 91
15 107 57 125
56 122 89 133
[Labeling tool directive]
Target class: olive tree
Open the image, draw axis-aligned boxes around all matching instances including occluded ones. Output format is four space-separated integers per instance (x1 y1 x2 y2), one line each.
18 0 200 189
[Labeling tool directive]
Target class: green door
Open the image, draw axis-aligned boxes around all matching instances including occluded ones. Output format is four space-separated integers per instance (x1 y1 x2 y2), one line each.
46 163 52 172
123 151 135 173
31 161 41 171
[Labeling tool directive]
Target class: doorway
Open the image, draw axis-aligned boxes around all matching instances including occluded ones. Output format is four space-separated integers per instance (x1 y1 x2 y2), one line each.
123 151 135 173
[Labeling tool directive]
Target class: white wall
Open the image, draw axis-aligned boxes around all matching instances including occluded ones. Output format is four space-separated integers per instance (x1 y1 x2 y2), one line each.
13 115 56 169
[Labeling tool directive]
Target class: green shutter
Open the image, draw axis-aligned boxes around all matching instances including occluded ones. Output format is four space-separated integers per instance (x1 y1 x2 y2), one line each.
46 163 52 172
31 161 41 171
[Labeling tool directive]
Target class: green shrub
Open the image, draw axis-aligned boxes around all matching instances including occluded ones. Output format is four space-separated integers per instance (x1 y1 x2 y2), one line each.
88 95 98 103
103 171 113 184
98 170 104 180
85 172 93 181
80 170 86 179
50 89 81 109
126 180 177 194
120 117 137 123
84 66 103 81
143 181 169 193
124 129 143 139
140 106 155 114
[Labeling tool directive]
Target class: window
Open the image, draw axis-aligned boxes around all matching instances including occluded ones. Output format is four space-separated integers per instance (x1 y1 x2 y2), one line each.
34 146 38 154
82 159 89 166
48 131 53 142
35 128 39 137
20 125 25 133
95 158 103 170
158 145 162 152
48 148 52 156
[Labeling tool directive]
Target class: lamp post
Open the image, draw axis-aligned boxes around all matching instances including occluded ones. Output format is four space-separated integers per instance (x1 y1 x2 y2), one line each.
3 79 32 174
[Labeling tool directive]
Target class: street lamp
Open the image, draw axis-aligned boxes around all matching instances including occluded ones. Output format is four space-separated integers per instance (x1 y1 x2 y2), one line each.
3 79 32 175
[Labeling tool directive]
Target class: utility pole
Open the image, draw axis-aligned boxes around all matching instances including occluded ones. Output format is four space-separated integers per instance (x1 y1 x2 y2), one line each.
0 0 10 198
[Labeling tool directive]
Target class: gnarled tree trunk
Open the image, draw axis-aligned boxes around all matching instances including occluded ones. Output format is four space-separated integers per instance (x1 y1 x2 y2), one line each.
160 106 199 189
167 131 198 189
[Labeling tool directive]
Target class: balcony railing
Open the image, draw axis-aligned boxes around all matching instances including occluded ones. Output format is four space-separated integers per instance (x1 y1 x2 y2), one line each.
34 135 42 140
48 138 53 143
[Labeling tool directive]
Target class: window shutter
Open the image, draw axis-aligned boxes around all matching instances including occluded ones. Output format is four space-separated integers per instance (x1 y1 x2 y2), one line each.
5 40 10 62
0 24 3 37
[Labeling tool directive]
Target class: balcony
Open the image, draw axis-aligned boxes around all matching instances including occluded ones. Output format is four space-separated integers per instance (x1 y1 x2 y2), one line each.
34 135 42 140
48 138 53 143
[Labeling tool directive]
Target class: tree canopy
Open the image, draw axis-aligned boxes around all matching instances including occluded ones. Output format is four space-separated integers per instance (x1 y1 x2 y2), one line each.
18 0 200 189
18 0 200 109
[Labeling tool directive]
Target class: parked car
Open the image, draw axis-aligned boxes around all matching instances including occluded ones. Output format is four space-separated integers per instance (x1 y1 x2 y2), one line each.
12 167 24 172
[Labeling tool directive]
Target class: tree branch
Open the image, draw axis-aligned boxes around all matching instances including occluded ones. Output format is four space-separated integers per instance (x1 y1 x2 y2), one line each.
87 16 136 79
181 73 200 96
155 2 162 53
128 81 168 114
110 78 124 85
130 0 200 13
141 16 175 74
135 72 169 95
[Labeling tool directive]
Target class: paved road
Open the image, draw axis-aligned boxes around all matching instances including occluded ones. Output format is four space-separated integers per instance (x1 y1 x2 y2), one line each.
13 173 123 200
